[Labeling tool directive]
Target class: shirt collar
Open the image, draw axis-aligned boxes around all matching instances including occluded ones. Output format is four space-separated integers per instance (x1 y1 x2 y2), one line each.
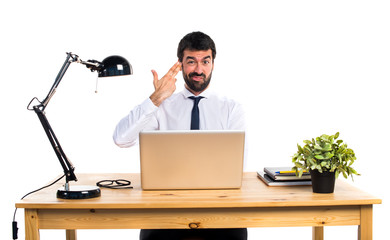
181 87 212 99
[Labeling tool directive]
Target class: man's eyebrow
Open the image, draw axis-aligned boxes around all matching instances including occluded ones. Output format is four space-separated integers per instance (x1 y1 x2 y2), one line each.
185 56 212 61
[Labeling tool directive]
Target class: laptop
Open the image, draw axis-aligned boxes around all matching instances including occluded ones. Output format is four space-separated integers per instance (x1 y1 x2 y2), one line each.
139 130 245 190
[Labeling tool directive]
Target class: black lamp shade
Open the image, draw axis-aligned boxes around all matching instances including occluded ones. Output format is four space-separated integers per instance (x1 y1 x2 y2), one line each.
98 55 133 77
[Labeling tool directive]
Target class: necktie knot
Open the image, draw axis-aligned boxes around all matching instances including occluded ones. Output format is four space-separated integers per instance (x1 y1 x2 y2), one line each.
189 96 203 104
189 96 204 130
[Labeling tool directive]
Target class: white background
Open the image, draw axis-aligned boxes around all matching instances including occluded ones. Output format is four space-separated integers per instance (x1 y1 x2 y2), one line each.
1 0 389 239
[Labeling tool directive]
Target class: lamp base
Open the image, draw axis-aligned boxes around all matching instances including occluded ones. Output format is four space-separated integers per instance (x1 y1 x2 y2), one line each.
57 185 101 199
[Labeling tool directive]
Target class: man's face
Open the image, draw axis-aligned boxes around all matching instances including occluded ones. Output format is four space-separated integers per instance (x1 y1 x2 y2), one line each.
181 49 214 95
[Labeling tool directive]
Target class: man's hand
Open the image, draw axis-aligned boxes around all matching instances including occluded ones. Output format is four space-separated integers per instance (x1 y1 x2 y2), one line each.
150 61 182 107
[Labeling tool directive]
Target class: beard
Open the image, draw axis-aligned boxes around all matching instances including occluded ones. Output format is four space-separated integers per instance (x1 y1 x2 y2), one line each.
183 70 212 93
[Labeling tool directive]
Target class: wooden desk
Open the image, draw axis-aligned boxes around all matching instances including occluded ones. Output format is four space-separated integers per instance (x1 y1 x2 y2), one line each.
16 172 381 240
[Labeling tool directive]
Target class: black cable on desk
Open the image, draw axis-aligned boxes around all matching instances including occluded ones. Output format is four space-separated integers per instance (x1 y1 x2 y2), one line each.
12 174 65 240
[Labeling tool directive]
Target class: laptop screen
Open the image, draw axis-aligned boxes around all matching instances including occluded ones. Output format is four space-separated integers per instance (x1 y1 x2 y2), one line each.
139 130 245 190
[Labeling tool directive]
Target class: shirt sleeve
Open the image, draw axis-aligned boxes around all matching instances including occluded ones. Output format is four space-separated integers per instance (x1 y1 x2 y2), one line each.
228 101 246 131
228 101 248 170
113 98 159 148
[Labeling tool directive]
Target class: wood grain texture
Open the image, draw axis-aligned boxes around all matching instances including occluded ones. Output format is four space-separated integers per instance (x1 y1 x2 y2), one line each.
358 205 373 240
25 209 40 240
65 230 76 240
37 205 361 229
312 226 324 240
16 172 381 209
17 173 381 240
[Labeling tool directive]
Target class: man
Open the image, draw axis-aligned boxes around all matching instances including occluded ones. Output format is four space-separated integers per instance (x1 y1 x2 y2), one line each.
113 31 246 240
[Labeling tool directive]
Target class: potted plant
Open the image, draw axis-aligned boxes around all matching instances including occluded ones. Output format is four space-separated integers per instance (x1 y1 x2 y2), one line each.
292 132 359 193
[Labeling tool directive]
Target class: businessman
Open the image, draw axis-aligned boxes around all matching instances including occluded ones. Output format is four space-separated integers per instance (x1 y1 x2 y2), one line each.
113 31 246 240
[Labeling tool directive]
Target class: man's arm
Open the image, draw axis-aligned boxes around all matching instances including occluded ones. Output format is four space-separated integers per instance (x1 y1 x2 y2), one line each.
228 101 246 130
113 62 182 148
113 98 159 148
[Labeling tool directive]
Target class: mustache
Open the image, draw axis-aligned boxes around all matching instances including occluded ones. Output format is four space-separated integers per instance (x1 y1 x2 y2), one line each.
189 72 206 78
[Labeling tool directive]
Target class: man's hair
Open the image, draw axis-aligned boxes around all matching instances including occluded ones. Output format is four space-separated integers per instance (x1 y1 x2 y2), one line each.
177 31 216 62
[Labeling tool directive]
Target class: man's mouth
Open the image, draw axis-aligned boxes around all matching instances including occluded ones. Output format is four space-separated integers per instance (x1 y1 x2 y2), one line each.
189 73 205 82
192 76 204 82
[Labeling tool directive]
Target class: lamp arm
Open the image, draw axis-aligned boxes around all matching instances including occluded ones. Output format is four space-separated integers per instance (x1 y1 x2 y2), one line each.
33 106 77 185
40 52 78 110
28 52 80 187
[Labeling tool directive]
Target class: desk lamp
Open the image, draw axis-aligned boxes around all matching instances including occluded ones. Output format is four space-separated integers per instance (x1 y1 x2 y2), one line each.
27 52 132 199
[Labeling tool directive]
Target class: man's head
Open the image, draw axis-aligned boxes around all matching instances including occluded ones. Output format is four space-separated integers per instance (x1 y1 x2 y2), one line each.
177 32 216 62
177 32 216 95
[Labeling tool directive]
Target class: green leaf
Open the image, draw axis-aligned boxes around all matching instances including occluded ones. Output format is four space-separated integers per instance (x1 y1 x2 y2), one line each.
292 166 297 171
335 132 340 139
308 158 315 166
322 143 332 151
298 144 303 152
325 152 334 159
320 134 329 141
315 152 333 160
294 162 304 168
350 168 358 175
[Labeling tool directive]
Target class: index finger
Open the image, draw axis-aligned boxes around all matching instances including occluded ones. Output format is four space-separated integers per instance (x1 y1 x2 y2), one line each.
168 61 182 77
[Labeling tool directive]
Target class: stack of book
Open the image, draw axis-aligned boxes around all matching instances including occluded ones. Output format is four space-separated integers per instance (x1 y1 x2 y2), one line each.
257 167 312 186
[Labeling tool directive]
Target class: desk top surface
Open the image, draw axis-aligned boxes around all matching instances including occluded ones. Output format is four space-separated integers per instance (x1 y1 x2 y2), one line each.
16 172 381 209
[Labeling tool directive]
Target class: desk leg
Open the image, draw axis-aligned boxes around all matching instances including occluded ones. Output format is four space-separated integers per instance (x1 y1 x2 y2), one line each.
312 226 324 240
25 209 40 240
66 230 77 240
358 205 373 240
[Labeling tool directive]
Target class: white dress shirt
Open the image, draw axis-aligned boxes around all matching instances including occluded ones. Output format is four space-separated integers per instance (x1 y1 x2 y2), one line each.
113 87 246 148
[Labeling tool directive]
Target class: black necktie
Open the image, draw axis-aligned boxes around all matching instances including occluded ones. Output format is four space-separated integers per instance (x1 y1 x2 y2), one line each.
189 96 204 130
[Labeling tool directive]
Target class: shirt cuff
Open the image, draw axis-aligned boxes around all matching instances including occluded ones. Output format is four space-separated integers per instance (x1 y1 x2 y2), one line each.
141 97 159 115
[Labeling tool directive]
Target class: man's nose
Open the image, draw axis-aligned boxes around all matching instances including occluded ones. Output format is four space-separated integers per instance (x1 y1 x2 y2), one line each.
194 64 203 74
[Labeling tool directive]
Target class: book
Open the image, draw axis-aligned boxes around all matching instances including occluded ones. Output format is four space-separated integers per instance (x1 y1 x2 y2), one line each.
257 171 312 187
264 167 311 181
